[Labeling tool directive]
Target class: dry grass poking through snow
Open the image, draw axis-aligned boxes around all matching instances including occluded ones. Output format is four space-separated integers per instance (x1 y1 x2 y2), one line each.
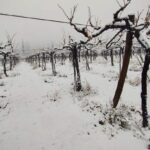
128 76 141 86
71 81 150 140
80 98 150 139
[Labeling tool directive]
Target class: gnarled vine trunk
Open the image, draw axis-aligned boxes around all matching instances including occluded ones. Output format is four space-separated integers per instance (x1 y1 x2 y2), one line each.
3 54 8 77
141 53 150 127
72 44 82 91
50 52 56 76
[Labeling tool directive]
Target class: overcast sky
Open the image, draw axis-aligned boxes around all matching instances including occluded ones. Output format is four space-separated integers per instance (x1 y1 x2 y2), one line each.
0 0 149 51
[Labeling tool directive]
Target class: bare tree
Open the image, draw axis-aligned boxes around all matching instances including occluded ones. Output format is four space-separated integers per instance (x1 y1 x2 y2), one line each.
47 50 57 76
6 33 16 53
63 37 82 91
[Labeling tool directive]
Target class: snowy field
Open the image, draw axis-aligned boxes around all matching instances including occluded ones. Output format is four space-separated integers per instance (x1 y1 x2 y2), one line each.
0 57 150 150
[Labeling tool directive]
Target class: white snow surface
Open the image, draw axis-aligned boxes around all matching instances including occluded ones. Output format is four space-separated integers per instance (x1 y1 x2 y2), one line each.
0 58 150 150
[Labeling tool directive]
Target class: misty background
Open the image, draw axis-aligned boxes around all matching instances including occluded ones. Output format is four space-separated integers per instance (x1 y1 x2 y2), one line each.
0 0 149 55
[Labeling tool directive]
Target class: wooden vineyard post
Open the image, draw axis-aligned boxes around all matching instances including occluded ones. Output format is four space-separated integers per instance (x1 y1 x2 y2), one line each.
113 31 133 108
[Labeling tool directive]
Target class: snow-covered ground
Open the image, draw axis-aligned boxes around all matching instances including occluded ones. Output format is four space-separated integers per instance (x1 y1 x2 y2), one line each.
0 57 150 150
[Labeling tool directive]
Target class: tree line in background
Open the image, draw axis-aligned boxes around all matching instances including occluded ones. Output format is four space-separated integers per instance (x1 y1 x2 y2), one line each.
0 34 19 77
